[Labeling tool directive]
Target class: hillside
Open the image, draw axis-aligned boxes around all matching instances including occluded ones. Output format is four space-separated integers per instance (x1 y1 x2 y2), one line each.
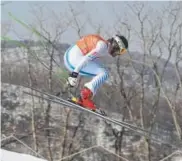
1 42 182 161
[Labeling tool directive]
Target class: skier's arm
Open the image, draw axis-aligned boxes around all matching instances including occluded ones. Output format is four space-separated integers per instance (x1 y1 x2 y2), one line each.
73 41 107 73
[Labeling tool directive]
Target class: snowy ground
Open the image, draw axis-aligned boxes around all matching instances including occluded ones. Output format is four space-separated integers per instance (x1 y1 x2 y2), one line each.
1 149 48 161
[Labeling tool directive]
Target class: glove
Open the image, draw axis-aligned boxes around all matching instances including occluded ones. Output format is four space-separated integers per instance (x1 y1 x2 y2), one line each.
67 72 79 87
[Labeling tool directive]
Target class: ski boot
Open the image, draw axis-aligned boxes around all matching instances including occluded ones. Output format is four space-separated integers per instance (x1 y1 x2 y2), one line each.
70 87 107 116
70 87 96 111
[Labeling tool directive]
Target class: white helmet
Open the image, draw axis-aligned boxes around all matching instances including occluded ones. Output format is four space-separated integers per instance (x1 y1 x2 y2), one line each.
108 35 128 55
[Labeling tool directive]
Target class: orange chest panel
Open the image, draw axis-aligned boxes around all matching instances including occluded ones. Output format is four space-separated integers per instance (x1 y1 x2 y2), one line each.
76 34 107 55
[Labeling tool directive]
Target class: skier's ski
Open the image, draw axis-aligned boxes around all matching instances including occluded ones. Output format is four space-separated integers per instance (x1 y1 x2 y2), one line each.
23 88 156 136
22 86 179 147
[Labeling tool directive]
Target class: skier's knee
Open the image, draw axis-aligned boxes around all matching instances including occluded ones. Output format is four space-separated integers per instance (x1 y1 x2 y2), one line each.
101 69 109 81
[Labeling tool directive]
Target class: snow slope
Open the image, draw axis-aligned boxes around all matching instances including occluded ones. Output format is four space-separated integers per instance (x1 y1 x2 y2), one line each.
1 149 48 161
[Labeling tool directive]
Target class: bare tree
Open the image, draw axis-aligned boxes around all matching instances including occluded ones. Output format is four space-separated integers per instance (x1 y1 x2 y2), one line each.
28 4 73 160
26 41 38 152
1 21 12 62
159 2 182 140
109 1 182 160
2 2 182 161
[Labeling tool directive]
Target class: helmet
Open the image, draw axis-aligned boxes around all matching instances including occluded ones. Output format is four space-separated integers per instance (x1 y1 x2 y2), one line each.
108 35 128 56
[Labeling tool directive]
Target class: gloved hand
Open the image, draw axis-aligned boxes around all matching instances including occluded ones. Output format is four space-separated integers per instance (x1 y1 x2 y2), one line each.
67 72 79 87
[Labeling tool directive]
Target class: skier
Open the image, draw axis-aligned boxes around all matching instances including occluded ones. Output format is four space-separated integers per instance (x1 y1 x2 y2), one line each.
64 34 128 111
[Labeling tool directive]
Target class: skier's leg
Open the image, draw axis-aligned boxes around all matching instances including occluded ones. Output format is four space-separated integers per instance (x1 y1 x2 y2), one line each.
64 45 84 73
64 45 109 110
79 64 109 110
83 65 109 95
64 45 105 78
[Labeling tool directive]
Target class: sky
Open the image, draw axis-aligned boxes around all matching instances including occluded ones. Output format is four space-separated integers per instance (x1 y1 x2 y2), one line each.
1 0 180 62
1 1 166 43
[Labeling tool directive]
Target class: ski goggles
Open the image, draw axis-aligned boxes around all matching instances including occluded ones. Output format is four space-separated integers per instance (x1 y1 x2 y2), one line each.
114 36 127 55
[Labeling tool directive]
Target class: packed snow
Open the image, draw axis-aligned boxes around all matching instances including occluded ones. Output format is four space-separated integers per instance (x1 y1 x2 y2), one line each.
0 149 48 161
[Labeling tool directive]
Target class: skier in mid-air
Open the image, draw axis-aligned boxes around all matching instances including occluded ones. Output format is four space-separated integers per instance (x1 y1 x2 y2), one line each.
64 34 128 112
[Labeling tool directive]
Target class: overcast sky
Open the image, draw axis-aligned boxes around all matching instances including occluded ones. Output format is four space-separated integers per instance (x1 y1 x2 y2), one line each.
2 1 180 63
1 1 166 42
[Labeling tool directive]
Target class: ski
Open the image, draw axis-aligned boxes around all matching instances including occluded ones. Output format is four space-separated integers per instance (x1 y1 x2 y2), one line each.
23 87 157 136
23 88 179 147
